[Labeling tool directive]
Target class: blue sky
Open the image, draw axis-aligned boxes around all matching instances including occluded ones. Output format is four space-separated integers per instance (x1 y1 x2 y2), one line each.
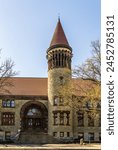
0 0 100 77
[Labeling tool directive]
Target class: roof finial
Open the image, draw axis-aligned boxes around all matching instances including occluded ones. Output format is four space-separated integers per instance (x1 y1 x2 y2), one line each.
58 13 60 21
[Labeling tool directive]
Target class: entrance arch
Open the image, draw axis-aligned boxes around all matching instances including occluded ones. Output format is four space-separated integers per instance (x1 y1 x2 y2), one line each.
20 101 48 132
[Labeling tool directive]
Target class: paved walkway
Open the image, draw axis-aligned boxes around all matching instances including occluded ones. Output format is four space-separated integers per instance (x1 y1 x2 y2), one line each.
0 143 101 150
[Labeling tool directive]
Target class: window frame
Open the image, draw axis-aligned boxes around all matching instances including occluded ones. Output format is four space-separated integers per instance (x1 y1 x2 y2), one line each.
88 112 94 127
88 132 94 141
60 132 64 137
2 99 15 108
1 112 15 126
53 132 57 137
53 112 58 125
60 112 64 125
53 97 59 106
77 111 84 127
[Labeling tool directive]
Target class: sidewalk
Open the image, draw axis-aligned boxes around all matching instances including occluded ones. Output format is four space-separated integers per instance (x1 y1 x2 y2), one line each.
0 143 101 150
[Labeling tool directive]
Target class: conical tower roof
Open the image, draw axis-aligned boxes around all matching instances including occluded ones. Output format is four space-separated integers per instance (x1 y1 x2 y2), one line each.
50 19 69 47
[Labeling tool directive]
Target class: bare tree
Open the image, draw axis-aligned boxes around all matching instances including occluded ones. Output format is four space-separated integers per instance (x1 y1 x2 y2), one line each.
73 40 101 108
73 40 101 83
58 40 101 115
0 50 17 94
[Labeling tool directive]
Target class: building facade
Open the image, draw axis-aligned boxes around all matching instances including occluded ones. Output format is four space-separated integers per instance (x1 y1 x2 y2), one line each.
0 19 101 143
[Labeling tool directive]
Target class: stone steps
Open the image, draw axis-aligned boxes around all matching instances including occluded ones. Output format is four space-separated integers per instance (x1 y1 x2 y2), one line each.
17 131 59 144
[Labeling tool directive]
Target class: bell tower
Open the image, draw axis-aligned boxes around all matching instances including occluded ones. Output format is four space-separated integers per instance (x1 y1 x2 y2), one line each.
47 19 73 138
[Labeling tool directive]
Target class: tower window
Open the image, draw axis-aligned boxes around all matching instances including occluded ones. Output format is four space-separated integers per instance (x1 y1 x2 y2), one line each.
53 97 59 106
59 98 63 105
53 96 63 106
59 76 64 85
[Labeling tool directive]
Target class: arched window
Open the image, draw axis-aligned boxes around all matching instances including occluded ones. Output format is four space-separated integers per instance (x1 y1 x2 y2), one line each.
27 108 42 117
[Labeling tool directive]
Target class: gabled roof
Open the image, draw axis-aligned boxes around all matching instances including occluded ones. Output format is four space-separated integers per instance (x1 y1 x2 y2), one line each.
0 77 95 97
1 77 48 97
50 19 69 47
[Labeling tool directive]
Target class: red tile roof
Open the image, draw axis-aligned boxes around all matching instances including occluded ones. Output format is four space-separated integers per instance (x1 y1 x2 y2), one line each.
50 19 69 47
3 77 48 96
0 77 95 97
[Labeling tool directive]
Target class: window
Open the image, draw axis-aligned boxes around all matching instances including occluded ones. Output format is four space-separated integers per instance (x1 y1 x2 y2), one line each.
2 99 15 108
53 96 63 106
27 108 42 117
59 97 63 105
53 112 58 125
53 97 59 106
2 112 15 125
59 76 64 85
88 132 94 141
53 132 57 137
77 111 84 126
60 132 64 137
88 112 94 127
67 132 70 137
5 131 11 140
60 113 64 125
53 111 70 126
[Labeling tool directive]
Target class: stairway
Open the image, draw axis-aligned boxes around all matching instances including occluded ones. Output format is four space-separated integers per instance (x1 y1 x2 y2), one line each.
16 131 59 144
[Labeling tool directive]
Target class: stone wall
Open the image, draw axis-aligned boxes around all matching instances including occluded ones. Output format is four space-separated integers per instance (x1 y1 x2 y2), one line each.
48 67 72 137
0 99 48 139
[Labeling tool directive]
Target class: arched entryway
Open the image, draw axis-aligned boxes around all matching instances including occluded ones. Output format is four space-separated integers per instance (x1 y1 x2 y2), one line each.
20 101 48 132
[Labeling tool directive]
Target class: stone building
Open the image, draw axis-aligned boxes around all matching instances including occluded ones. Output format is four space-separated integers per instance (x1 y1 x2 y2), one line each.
0 19 101 143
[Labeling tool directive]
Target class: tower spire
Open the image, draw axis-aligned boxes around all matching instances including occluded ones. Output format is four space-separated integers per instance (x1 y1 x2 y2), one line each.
58 13 60 21
50 19 69 47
